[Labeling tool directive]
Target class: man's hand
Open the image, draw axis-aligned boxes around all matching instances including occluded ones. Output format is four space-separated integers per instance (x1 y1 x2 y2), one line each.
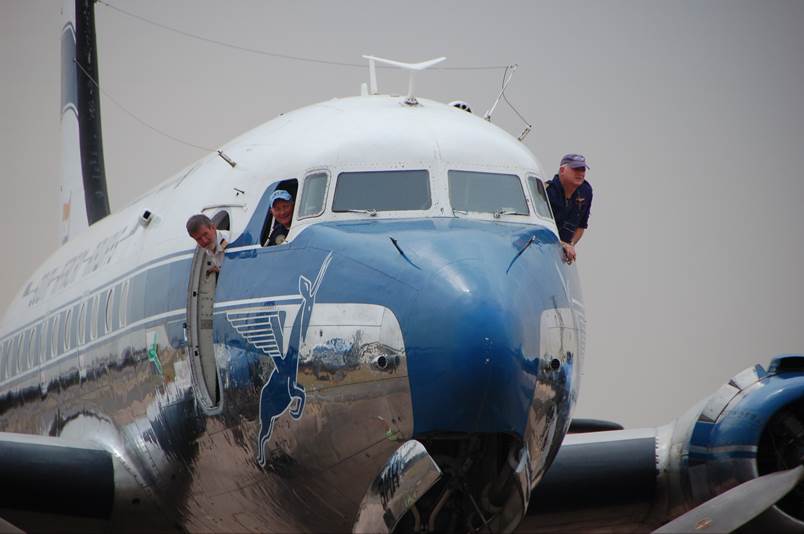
561 242 577 264
206 265 220 276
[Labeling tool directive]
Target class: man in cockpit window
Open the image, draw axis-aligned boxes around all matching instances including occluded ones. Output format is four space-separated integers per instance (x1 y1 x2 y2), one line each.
545 153 593 264
186 214 229 274
267 190 294 246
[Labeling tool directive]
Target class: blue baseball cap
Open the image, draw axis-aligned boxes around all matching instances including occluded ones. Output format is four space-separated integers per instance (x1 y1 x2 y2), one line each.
560 153 590 169
269 189 293 205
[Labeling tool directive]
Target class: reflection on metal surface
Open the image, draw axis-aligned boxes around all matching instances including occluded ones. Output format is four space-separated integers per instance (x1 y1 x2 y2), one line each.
353 440 442 534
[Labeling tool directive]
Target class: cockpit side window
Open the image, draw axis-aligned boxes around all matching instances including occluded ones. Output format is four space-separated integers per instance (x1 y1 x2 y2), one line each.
333 170 431 212
527 176 554 220
298 172 329 219
448 170 529 215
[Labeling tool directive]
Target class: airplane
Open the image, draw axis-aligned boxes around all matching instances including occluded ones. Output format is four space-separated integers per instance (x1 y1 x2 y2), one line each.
0 1 801 532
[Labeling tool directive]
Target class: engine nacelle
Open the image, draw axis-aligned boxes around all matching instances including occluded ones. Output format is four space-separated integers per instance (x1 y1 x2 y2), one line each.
659 355 804 531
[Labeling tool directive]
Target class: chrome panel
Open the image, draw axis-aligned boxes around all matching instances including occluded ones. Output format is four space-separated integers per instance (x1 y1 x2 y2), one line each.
0 300 413 532
490 445 532 533
353 440 442 534
729 364 764 391
524 306 579 485
698 382 740 423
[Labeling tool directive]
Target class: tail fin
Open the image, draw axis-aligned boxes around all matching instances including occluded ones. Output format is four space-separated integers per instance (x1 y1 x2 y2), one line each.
60 0 110 244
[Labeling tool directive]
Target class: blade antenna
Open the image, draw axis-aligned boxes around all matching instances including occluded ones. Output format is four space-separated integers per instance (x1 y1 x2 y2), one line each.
362 55 446 105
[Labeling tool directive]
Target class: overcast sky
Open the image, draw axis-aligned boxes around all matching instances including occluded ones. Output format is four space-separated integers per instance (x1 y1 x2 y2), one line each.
1 0 803 428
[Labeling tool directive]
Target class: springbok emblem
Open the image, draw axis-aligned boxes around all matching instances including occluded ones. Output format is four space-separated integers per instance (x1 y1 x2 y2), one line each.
235 252 333 466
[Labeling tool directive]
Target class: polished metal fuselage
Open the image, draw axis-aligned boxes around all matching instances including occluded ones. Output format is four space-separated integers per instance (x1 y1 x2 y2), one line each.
0 217 584 531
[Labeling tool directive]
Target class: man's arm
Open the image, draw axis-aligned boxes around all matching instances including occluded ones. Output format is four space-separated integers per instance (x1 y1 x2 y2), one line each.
569 228 584 246
561 229 585 264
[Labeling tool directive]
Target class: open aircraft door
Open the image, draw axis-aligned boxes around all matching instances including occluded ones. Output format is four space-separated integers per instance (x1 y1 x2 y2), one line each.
186 211 229 413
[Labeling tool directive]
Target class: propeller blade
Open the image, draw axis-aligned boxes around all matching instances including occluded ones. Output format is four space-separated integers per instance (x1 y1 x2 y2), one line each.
653 464 804 533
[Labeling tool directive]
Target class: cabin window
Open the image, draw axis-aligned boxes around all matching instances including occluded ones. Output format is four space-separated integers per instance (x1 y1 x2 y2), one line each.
119 280 129 329
96 292 108 338
0 340 6 380
105 288 114 335
35 326 43 367
448 170 529 215
527 176 554 219
90 294 99 341
5 339 13 379
63 308 73 352
29 327 38 370
12 335 21 375
20 330 31 373
333 170 431 212
25 326 36 370
32 323 42 367
84 296 96 343
3 340 10 380
38 320 48 363
19 331 28 373
7 338 15 378
18 334 26 373
49 315 59 359
298 172 329 219
78 301 87 345
0 340 8 380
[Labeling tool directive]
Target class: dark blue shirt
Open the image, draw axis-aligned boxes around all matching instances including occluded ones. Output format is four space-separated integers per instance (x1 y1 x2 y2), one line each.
545 175 593 243
267 221 290 246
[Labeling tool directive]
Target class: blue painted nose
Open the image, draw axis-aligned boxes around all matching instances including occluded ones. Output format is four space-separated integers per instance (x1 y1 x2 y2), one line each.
404 234 553 438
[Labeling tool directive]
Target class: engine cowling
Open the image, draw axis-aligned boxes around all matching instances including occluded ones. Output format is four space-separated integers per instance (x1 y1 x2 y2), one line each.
523 356 804 532
659 355 804 531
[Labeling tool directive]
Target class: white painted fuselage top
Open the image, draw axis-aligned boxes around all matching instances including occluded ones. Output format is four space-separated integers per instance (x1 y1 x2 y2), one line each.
0 94 556 365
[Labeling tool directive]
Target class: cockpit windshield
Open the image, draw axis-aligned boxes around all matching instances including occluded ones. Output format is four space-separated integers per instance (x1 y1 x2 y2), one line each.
448 170 529 215
333 170 431 212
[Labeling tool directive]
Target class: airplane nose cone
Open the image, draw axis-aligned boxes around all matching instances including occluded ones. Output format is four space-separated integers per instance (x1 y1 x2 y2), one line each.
406 251 545 438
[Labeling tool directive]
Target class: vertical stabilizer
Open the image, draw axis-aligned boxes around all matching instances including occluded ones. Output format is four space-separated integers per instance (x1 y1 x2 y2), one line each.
60 0 110 244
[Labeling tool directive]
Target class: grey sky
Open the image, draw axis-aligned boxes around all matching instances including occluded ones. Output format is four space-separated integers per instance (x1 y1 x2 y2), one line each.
1 0 803 428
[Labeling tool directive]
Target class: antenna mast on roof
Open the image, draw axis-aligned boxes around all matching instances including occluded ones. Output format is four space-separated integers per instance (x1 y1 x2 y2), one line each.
362 55 446 105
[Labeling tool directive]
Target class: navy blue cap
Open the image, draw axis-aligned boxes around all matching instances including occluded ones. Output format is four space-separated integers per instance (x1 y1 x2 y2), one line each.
560 153 590 170
270 189 293 205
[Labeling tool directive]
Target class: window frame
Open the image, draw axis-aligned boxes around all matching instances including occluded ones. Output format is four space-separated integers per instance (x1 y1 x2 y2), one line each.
297 171 330 220
527 175 556 221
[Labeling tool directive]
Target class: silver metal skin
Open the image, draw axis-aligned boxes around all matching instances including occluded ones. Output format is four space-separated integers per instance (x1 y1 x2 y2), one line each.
353 440 442 533
656 364 804 533
521 361 804 532
0 298 415 531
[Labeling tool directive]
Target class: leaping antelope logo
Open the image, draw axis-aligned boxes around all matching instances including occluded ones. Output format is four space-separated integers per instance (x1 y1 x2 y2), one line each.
226 252 334 466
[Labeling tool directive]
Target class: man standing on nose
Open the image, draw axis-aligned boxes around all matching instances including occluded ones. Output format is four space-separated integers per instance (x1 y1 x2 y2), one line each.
545 153 593 264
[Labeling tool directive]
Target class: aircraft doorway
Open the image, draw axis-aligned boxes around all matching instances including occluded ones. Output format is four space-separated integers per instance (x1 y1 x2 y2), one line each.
187 210 229 413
